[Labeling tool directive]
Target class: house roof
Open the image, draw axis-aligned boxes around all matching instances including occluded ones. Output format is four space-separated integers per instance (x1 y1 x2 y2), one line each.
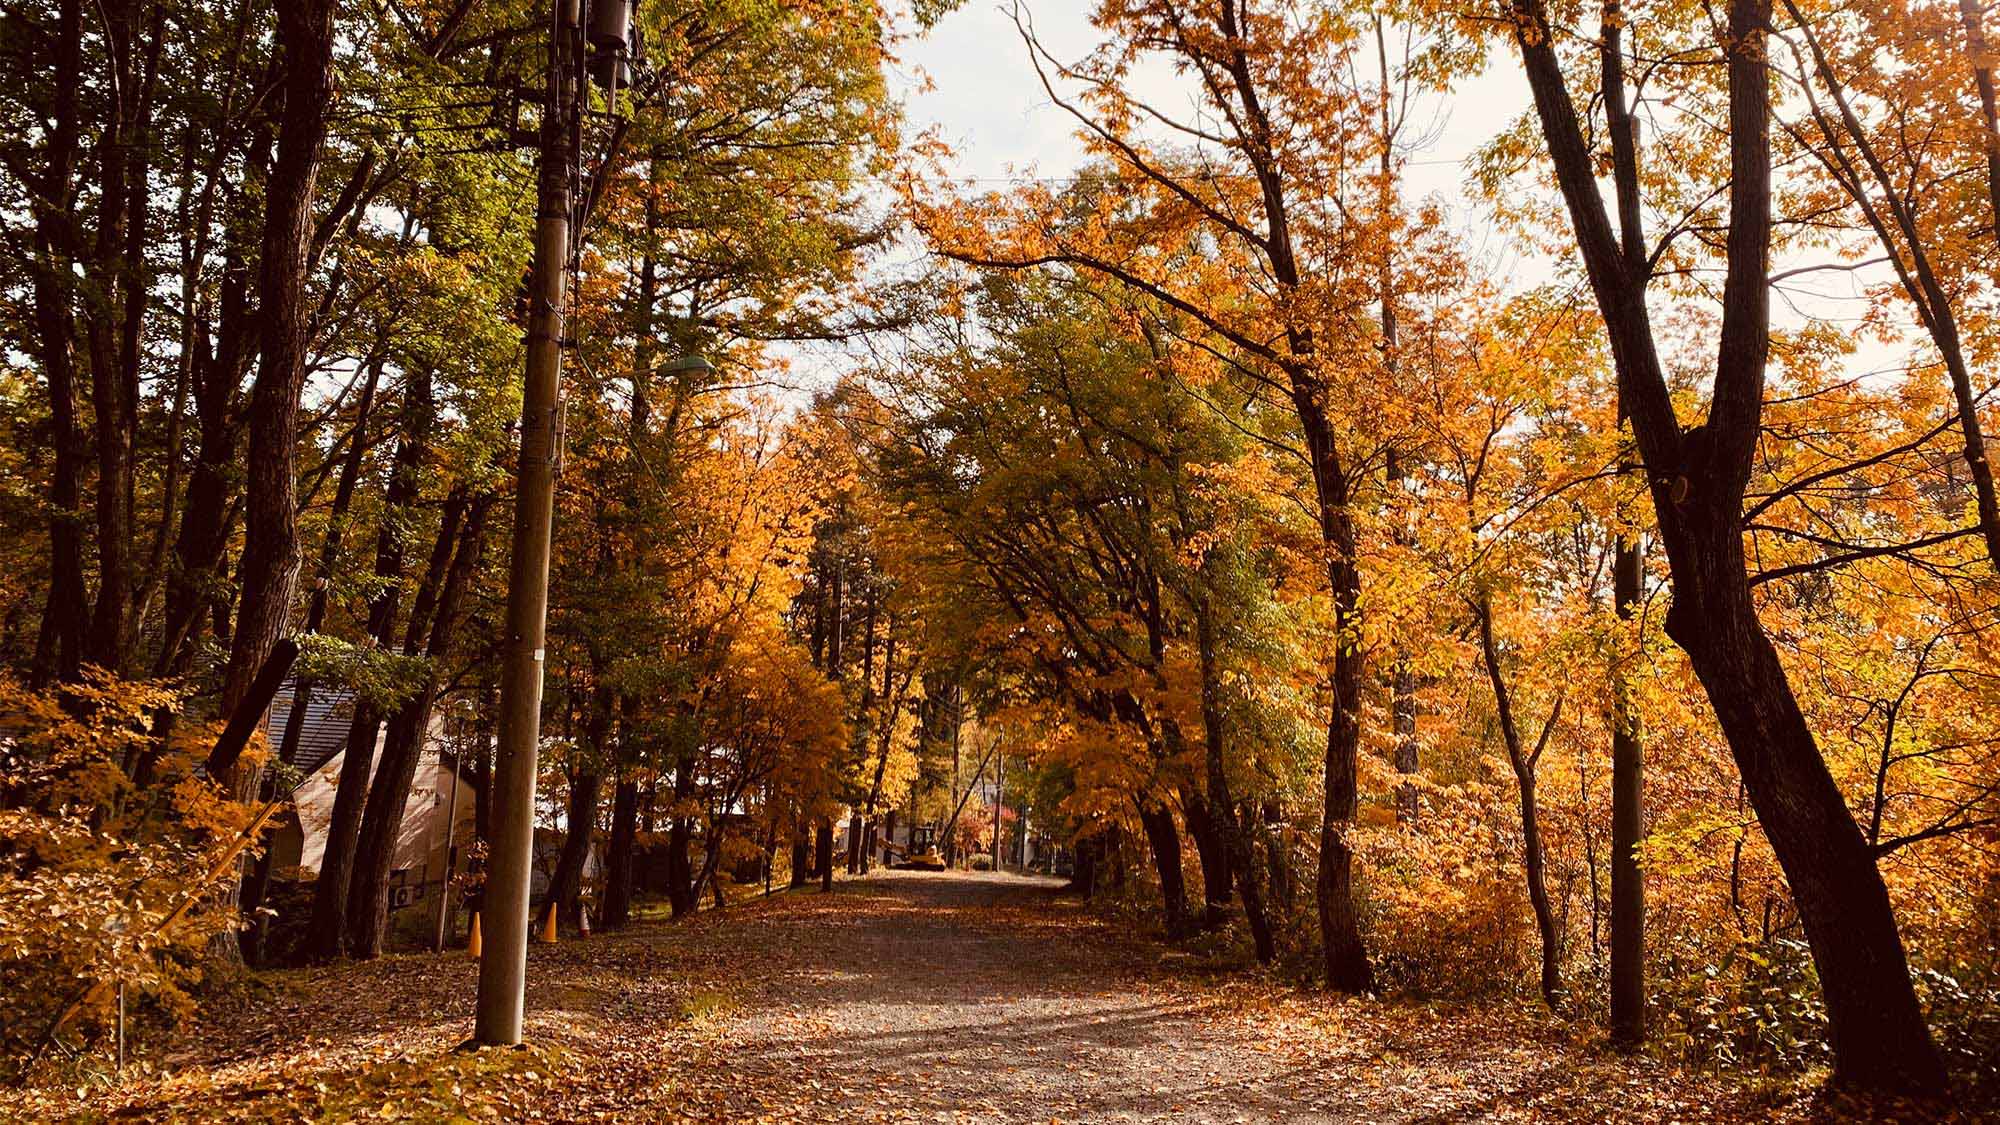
267 679 484 792
266 682 360 776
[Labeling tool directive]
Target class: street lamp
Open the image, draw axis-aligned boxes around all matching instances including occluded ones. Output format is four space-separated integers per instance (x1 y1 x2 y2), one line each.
660 353 714 379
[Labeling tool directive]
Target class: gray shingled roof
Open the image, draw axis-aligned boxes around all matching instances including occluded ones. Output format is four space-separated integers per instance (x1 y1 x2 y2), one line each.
266 681 358 776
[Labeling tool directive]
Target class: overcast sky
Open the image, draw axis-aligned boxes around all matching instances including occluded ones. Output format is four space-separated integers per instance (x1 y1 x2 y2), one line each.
786 3 1907 391
893 4 1533 248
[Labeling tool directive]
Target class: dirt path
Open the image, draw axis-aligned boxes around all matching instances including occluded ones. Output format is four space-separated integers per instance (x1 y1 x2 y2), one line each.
688 870 1328 1122
30 870 1798 1123
667 871 1762 1123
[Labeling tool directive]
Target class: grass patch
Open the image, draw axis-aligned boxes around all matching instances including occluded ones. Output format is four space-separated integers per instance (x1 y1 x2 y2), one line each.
675 990 735 1023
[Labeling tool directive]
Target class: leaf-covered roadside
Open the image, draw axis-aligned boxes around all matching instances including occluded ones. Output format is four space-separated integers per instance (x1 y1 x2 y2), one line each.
11 900 752 1122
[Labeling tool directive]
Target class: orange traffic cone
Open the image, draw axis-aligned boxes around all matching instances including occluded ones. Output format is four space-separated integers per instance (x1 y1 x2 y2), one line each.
578 904 591 938
467 912 482 960
536 903 559 944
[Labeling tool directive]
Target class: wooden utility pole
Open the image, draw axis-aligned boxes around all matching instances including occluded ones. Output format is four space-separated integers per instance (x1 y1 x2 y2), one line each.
475 0 583 1047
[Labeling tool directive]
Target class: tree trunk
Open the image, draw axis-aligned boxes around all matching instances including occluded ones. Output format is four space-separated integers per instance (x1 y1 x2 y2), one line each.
790 822 810 888
1668 542 1943 1092
1180 789 1232 929
1289 382 1375 994
28 0 86 689
1391 661 1419 823
1260 802 1293 912
1070 831 1099 897
346 494 487 959
299 370 433 963
469 680 495 918
816 816 834 892
1609 528 1646 1046
82 0 143 677
1192 591 1275 964
152 231 254 684
210 0 338 965
242 362 380 962
666 758 696 917
602 776 639 929
545 771 603 933
215 0 335 722
1477 596 1564 1010
1311 620 1373 988
1136 798 1189 938
1514 0 1944 1089
688 817 730 909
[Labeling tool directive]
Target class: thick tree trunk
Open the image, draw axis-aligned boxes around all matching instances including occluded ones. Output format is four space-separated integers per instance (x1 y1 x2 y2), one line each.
1514 0 1944 1090
29 0 86 688
343 698 428 958
666 759 696 917
1180 789 1232 929
1104 822 1127 891
1069 831 1099 897
545 771 603 933
242 362 380 962
816 817 834 892
601 776 639 929
1282 369 1375 993
208 0 337 966
1667 540 1943 1092
216 0 335 720
789 823 810 888
82 0 144 677
666 822 694 915
1136 798 1189 937
302 697 382 963
1312 495 1373 992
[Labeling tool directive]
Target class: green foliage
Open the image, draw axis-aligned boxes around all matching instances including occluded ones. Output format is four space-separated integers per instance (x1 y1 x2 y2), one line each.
1916 966 2000 1095
291 633 431 712
1654 938 1830 1075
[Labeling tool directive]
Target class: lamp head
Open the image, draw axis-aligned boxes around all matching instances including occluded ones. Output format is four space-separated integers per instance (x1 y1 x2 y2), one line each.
663 354 716 377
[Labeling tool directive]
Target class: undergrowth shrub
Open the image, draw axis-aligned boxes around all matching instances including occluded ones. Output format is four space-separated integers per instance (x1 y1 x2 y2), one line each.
1653 936 1828 1075
0 671 259 1077
1354 788 1533 999
1916 965 2000 1096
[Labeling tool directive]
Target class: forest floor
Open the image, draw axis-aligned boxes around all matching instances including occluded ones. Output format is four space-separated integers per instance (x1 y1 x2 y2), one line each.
15 870 1932 1123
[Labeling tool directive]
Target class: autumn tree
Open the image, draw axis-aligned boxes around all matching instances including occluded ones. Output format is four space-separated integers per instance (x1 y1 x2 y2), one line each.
1482 0 1955 1091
